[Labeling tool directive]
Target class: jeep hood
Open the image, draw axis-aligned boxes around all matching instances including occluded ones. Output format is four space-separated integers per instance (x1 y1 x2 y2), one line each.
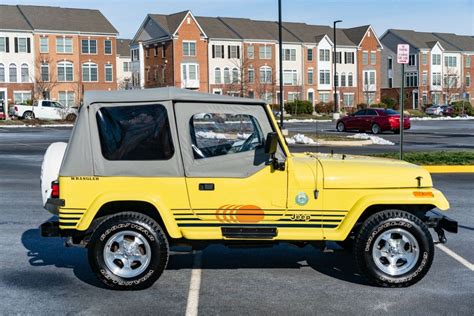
304 153 432 189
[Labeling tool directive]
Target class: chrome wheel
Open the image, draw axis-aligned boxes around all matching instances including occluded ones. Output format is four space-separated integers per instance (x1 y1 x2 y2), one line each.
371 124 381 134
103 230 152 278
24 112 34 120
372 228 420 276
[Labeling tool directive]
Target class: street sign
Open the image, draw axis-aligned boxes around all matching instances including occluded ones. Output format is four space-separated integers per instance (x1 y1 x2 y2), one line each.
397 44 410 64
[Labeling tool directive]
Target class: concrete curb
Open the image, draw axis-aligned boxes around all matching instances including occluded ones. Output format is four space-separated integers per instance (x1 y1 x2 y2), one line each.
422 165 474 173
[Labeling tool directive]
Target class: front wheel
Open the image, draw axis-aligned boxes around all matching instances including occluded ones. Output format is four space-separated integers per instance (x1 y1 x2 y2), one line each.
354 210 434 287
88 212 169 290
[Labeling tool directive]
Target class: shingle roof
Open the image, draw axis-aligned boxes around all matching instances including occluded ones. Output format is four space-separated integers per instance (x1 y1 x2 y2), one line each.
388 29 460 52
342 25 370 45
149 11 190 35
432 33 474 51
196 16 240 39
116 39 131 57
0 5 32 30
15 5 118 34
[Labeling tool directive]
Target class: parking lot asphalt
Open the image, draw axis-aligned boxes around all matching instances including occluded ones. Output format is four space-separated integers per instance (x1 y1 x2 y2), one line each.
0 125 473 315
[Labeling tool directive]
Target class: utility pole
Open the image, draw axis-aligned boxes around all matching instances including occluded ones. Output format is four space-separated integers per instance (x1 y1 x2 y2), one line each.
278 0 284 128
333 20 342 118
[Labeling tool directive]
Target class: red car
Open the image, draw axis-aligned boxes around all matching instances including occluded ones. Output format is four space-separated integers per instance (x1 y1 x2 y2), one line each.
336 108 410 134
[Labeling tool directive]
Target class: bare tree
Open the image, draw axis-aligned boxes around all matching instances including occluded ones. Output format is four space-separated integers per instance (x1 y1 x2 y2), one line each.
221 55 255 97
255 68 277 104
443 68 462 104
33 55 58 101
118 77 132 90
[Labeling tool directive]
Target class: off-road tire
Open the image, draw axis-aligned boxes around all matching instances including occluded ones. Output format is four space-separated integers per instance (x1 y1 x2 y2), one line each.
354 210 434 287
336 122 346 132
371 123 381 134
88 212 169 290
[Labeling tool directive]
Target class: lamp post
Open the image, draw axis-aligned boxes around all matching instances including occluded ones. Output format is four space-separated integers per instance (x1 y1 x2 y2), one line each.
333 20 342 119
278 0 284 128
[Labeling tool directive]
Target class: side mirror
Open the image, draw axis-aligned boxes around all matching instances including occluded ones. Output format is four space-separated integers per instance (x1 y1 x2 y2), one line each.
264 132 278 155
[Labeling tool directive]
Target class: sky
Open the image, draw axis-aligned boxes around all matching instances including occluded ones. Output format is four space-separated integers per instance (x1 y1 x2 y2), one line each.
5 0 474 39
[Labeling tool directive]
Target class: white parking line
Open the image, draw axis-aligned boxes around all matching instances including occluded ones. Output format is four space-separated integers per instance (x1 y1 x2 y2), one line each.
185 251 202 316
436 244 474 271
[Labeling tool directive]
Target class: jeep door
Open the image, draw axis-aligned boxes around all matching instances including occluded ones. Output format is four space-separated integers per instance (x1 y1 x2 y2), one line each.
174 102 288 238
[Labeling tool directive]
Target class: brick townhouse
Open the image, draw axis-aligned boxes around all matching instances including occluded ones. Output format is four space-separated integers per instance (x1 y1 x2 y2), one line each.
131 10 382 109
0 4 118 114
116 39 132 89
380 29 474 109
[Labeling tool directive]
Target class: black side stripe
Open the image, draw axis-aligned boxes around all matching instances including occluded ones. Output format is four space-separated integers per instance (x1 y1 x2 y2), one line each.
177 223 338 228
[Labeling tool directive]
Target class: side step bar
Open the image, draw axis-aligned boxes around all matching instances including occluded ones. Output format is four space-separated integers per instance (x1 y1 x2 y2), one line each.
221 227 277 239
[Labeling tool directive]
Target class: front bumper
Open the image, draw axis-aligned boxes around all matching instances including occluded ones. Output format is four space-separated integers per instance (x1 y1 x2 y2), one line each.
425 210 458 243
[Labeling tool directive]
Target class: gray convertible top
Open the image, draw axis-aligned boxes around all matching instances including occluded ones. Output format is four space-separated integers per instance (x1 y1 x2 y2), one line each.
83 87 266 107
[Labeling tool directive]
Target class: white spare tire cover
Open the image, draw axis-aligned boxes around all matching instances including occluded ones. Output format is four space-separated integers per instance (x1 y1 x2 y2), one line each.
41 142 67 208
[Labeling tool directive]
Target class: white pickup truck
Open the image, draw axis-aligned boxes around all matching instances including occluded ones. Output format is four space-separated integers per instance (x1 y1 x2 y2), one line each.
13 100 78 121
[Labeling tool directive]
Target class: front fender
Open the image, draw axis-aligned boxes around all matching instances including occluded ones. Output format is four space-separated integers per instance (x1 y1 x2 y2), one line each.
76 191 182 239
325 188 450 241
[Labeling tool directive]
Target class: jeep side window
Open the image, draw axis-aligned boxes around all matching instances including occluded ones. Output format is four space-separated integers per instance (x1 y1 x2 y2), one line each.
190 113 264 159
96 104 174 160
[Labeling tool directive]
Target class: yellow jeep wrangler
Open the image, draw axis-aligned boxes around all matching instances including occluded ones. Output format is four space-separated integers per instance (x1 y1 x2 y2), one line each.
40 87 457 290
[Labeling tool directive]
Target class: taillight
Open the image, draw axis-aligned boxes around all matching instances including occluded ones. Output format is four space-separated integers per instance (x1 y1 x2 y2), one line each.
51 180 59 198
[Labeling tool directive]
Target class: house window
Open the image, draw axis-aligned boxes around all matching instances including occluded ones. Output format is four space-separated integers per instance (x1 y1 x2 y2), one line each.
388 78 393 88
405 72 418 87
334 72 339 87
40 37 48 53
308 91 314 103
13 91 31 104
131 49 139 61
247 45 254 59
40 63 49 81
0 37 6 52
183 41 196 56
422 53 427 65
82 62 98 82
81 39 97 54
370 52 376 65
104 40 112 55
58 61 74 82
466 56 471 67
259 45 272 59
283 69 297 85
408 54 416 66
345 52 354 64
229 45 240 59
422 93 428 105
259 66 272 83
248 68 254 83
343 93 354 106
181 64 198 81
319 93 330 103
123 62 131 72
21 63 29 83
161 46 166 58
319 49 330 62
341 73 346 87
432 72 441 86
445 56 457 67
17 37 28 53
333 52 342 63
307 68 313 84
223 67 230 84
432 92 441 105
58 91 75 106
214 67 221 84
363 70 376 86
9 63 17 82
466 74 471 87
348 72 353 86
232 67 239 83
105 64 113 82
365 92 375 105
388 57 393 70
0 64 5 82
307 48 313 61
362 51 368 65
212 45 224 58
283 48 296 61
56 37 72 53
288 92 299 102
319 70 330 85
432 54 441 65
422 72 428 86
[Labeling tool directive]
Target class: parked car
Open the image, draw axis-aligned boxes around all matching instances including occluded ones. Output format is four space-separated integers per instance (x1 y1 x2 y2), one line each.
40 87 456 290
13 100 78 121
336 108 410 134
425 105 447 116
0 100 5 120
442 106 455 117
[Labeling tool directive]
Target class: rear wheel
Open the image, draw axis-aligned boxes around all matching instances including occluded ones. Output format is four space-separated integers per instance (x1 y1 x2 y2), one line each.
88 212 169 290
354 210 434 287
371 123 381 134
65 113 77 122
336 121 346 132
23 111 34 120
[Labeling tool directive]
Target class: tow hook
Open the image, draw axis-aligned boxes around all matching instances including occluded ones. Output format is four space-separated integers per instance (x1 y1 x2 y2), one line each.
425 211 457 244
434 227 447 244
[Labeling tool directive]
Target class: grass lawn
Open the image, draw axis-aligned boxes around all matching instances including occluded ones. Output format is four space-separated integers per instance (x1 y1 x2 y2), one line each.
371 151 474 165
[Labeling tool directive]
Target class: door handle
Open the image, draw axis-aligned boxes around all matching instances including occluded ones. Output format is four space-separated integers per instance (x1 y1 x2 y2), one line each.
199 183 215 191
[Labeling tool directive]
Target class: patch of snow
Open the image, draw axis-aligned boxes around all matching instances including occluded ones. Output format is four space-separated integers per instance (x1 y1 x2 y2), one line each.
237 133 251 139
286 133 318 145
410 116 474 121
348 133 394 146
196 131 227 139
